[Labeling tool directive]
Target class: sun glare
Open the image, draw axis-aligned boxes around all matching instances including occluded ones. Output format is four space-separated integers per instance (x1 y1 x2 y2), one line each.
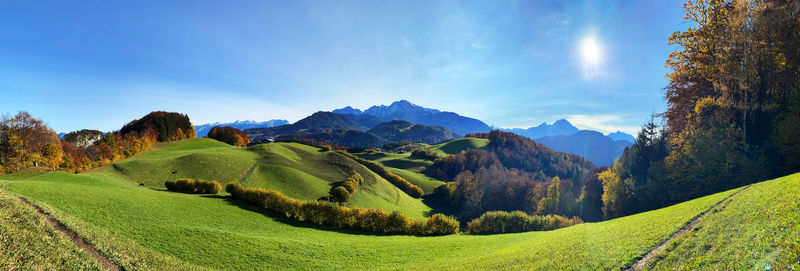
580 35 603 78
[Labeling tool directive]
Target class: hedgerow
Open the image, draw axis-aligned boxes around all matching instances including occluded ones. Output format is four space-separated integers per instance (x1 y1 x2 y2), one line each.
225 182 458 235
165 178 222 194
465 210 582 234
336 151 424 198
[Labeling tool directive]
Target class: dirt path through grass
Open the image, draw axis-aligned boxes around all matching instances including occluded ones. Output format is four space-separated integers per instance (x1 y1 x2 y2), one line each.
2 180 120 271
625 185 751 271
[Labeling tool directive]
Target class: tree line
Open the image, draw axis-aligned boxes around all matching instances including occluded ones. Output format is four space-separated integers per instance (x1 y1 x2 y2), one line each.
207 126 250 147
1 111 196 174
600 0 800 219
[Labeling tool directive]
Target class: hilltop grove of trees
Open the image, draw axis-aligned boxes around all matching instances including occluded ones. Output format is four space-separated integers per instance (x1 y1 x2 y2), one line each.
600 0 800 219
207 126 250 147
1 111 196 174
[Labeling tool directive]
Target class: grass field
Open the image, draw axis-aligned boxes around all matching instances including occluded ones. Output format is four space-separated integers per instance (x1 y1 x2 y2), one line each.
0 183 101 270
355 152 442 194
2 140 797 270
106 139 431 218
426 137 488 156
646 173 800 270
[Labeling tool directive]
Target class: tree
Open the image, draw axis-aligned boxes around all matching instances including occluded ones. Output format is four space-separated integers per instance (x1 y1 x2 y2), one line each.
537 177 560 215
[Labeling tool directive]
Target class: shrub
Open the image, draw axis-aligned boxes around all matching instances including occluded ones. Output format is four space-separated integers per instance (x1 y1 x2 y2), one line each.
331 186 351 203
165 180 177 191
175 178 195 192
165 178 221 194
465 210 583 234
225 181 458 235
225 182 244 197
386 211 411 234
425 214 460 235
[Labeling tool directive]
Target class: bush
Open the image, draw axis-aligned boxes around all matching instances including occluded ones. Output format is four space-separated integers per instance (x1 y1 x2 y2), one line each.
331 186 351 203
226 181 457 235
165 178 221 194
425 214 460 235
465 211 582 234
175 178 195 192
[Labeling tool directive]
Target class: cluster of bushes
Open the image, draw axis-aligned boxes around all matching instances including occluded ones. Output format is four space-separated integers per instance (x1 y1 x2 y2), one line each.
335 151 423 198
207 126 250 147
330 172 363 203
466 210 582 234
409 149 439 160
226 182 458 235
165 178 222 194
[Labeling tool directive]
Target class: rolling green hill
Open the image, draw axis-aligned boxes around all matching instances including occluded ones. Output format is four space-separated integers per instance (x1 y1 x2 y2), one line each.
106 138 431 219
427 137 488 156
3 157 797 270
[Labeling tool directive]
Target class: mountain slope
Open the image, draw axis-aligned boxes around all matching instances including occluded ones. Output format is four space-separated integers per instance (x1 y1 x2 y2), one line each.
245 112 370 142
608 131 636 143
368 120 454 144
194 120 288 138
537 130 633 167
334 100 491 135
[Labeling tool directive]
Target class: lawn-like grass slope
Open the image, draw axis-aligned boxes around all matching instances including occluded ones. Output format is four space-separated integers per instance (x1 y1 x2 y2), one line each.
355 152 443 194
6 167 795 269
646 173 800 270
106 139 431 218
427 137 488 156
0 184 101 270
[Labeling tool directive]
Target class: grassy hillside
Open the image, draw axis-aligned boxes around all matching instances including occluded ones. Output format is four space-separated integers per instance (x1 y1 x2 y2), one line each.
5 166 797 269
427 137 488 156
356 152 442 194
106 138 431 218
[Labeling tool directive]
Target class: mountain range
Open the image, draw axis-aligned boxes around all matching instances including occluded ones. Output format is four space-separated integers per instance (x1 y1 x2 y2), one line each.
499 119 634 166
332 100 491 136
194 119 289 138
244 112 455 148
224 100 634 166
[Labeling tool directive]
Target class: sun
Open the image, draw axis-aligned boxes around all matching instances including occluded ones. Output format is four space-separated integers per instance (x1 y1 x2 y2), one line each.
579 35 603 78
580 36 603 67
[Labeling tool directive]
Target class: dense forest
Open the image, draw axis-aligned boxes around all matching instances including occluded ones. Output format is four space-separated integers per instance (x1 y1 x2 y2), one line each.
427 131 597 219
207 126 250 147
120 111 196 142
599 0 800 219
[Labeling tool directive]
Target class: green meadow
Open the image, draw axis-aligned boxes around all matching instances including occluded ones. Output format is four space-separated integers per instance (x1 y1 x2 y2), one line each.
2 139 797 270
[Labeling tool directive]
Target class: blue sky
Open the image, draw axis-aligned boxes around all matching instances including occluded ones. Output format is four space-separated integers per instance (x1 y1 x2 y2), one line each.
0 0 687 135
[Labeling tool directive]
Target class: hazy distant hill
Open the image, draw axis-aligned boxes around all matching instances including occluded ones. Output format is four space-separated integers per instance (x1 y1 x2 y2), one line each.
537 130 633 166
194 119 288 138
608 131 636 143
333 100 491 135
368 120 454 144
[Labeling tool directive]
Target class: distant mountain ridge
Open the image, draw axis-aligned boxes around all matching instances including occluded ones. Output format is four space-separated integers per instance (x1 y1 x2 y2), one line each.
537 130 633 167
500 119 580 139
194 119 288 138
244 112 454 147
333 100 491 136
499 119 635 166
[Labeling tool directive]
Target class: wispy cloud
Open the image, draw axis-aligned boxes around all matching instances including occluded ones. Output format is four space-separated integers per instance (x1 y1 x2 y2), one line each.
567 114 640 135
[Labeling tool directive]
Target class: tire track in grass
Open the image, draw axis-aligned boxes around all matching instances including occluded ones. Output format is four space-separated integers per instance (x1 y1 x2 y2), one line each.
625 186 751 271
2 179 121 271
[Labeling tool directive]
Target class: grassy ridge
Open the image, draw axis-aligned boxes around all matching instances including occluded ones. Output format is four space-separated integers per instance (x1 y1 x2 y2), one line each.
647 173 800 270
0 187 101 270
4 168 782 270
427 137 488 156
107 139 432 219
